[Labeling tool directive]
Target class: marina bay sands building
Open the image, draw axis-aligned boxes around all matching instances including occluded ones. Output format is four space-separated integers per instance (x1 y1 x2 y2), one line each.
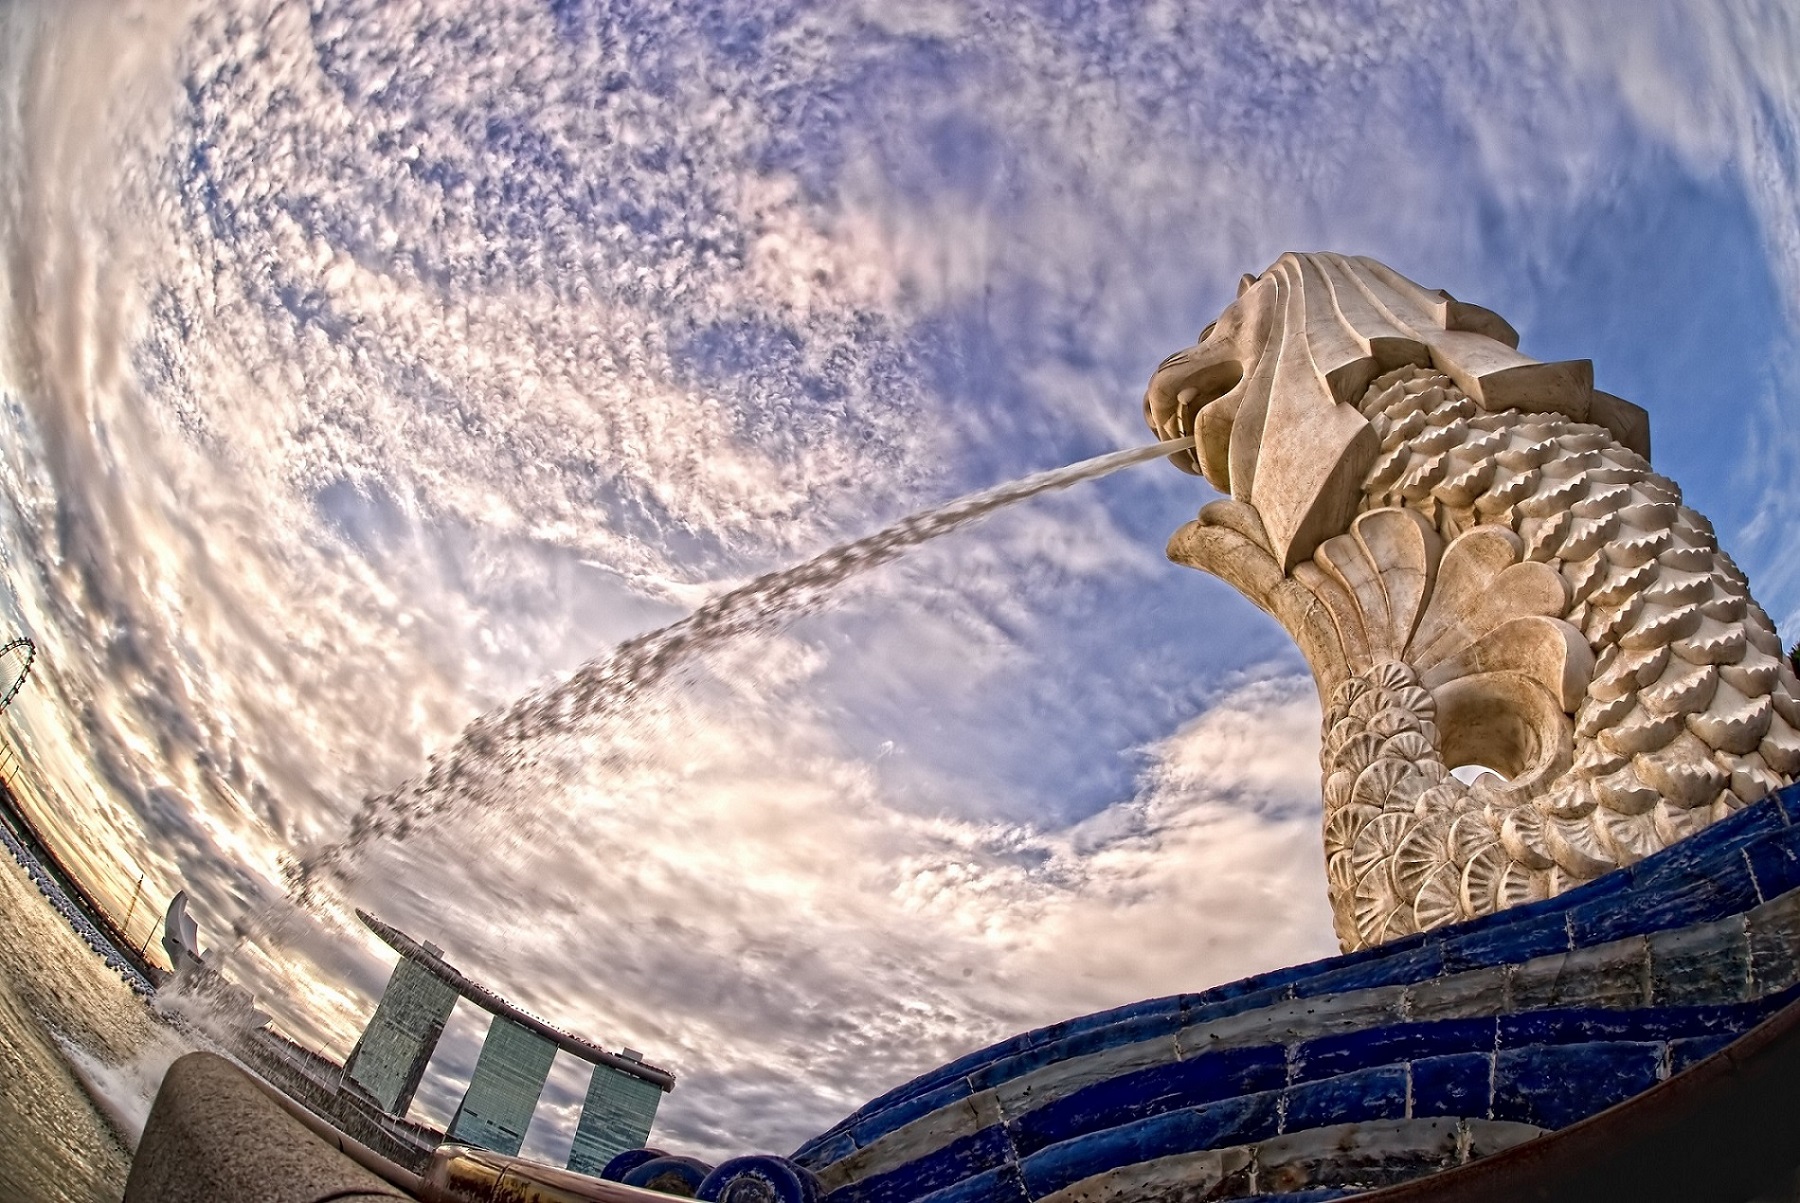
342 910 674 1166
340 937 457 1115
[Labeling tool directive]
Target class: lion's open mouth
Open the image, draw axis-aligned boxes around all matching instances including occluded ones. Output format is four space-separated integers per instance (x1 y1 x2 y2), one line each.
1144 347 1243 481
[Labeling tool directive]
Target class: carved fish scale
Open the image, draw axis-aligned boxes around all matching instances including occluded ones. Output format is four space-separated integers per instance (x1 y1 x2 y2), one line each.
596 259 1800 1203
1146 254 1800 952
1316 366 1800 949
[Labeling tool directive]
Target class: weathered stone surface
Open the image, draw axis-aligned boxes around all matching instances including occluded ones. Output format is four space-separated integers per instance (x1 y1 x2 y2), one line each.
1406 965 1512 1019
1509 938 1649 1011
1259 1116 1459 1191
123 1052 409 1203
1647 915 1750 1006
816 1090 1003 1190
1746 887 1800 997
995 1038 1181 1121
1176 986 1410 1060
1029 1148 1229 1203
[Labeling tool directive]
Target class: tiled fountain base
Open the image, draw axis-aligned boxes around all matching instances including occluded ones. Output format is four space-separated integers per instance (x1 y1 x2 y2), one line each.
743 782 1800 1203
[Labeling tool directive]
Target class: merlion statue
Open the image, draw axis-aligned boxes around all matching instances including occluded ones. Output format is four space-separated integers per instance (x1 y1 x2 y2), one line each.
419 257 1800 1203
1145 252 1800 952
456 256 1800 1203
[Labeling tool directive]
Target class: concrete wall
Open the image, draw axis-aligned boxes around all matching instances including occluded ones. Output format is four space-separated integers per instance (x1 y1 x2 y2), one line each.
123 1051 414 1203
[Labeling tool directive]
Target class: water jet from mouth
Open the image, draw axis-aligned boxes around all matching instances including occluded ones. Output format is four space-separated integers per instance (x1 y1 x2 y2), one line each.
281 434 1197 909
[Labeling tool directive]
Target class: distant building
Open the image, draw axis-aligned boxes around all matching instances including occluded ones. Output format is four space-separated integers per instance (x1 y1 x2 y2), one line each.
567 1052 666 1175
157 891 270 1033
341 944 459 1115
447 1016 559 1155
162 891 204 975
353 910 675 1166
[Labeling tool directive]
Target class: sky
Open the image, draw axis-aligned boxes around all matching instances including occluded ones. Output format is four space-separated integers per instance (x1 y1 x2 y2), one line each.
2 0 1800 1165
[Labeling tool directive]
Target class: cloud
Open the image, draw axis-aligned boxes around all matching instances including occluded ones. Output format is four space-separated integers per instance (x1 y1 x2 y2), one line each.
2 0 1798 1170
269 671 1336 1157
1528 1 1800 311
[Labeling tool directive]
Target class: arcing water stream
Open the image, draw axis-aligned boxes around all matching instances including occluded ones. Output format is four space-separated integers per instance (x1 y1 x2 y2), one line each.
287 435 1197 904
0 428 1198 1202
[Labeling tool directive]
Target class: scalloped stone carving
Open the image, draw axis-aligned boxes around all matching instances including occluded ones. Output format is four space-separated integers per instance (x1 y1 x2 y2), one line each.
1149 253 1800 951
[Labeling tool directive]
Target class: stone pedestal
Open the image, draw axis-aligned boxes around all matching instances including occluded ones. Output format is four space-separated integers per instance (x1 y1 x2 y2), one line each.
124 1051 413 1203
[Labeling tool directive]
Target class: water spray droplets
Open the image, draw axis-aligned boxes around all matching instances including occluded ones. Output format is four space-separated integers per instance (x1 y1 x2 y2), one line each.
285 436 1195 906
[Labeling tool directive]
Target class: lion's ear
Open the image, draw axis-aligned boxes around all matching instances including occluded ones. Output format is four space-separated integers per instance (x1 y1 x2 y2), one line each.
1245 390 1379 572
1444 299 1519 348
1342 255 1595 423
1224 256 1384 570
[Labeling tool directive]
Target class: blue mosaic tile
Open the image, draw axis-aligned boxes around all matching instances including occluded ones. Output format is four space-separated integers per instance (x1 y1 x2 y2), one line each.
1286 929 1438 990
1017 1091 1282 1199
970 1012 1190 1094
1745 837 1800 904
1007 1045 1287 1157
817 998 1193 1146
1292 942 1447 998
1291 1017 1496 1085
1012 997 1191 1057
1628 800 1787 893
1203 962 1320 1004
1647 916 1749 1007
1192 929 1439 1018
1440 910 1571 973
797 787 1800 1183
1748 900 1800 995
1069 995 1192 1031
812 1085 958 1154
1408 1052 1493 1119
1754 981 1800 1013
1179 985 1298 1030
1522 862 1636 922
794 1128 858 1170
846 1076 975 1151
836 1035 1041 1134
908 1163 1029 1203
1508 938 1650 1011
1496 999 1779 1049
1774 782 1800 827
1668 1032 1736 1074
1567 863 1761 947
1282 1066 1408 1132
1491 1041 1662 1130
832 1126 1014 1203
878 1046 1047 1112
793 1130 851 1165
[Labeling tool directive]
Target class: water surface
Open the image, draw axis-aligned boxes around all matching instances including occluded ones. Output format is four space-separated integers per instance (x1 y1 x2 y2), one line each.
0 841 179 1203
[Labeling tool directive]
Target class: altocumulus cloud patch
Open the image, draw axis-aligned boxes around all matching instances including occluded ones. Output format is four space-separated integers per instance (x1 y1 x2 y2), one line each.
1 0 1799 1162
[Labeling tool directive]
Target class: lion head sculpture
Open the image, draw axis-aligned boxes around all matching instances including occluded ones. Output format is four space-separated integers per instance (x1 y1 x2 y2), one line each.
1144 252 1646 571
1143 253 1796 952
